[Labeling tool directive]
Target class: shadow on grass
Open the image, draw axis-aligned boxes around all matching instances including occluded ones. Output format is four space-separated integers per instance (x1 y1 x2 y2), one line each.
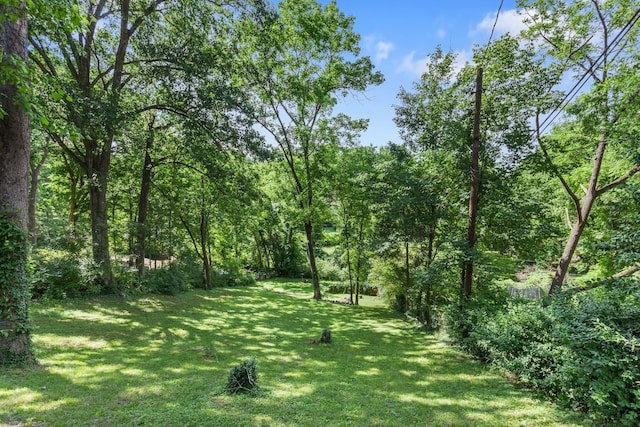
0 283 590 426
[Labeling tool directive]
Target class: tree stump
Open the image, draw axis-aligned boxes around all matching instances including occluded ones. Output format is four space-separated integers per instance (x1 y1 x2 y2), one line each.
319 329 331 343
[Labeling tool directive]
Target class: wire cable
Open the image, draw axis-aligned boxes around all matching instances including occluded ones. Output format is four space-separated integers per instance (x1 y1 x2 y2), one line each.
487 0 505 47
533 6 640 138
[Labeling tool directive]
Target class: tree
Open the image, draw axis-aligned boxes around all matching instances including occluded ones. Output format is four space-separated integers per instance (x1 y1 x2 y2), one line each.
332 145 376 304
27 130 49 246
0 0 33 365
395 37 561 297
519 0 640 295
237 0 383 299
29 0 172 289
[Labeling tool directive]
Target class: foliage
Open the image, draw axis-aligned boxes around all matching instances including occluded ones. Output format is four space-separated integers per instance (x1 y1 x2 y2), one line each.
315 256 344 282
326 282 378 296
210 265 256 288
0 212 33 366
447 278 640 425
225 357 259 394
29 249 101 300
237 0 384 299
142 264 189 296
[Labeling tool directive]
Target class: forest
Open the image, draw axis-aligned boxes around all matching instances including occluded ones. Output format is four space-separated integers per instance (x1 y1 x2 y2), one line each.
1 0 639 425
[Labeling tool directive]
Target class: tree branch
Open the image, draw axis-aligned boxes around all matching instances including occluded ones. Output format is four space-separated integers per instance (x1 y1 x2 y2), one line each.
613 263 640 279
536 113 582 222
596 164 640 197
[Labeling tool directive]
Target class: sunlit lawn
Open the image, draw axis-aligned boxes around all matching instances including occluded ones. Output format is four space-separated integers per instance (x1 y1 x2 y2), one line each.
1 279 589 426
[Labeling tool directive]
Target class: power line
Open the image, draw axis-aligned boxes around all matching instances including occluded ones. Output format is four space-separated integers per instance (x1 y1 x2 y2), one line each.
487 0 505 47
533 6 640 138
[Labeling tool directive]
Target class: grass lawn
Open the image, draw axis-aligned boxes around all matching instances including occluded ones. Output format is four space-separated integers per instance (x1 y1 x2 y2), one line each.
1 279 589 427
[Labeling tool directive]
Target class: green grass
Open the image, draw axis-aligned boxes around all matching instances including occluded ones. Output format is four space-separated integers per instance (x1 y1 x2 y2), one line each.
1 280 589 426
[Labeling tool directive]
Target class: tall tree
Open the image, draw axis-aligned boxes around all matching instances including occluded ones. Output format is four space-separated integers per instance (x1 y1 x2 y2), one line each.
237 0 383 299
519 0 640 295
0 0 33 365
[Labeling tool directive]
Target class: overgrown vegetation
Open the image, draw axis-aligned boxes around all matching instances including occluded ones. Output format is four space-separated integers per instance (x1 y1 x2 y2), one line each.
446 278 640 426
0 213 33 366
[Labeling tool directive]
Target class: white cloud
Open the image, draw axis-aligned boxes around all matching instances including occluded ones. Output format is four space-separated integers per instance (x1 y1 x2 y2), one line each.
375 41 395 64
362 34 376 51
397 50 473 78
451 49 473 74
472 8 528 38
437 28 447 39
397 51 427 77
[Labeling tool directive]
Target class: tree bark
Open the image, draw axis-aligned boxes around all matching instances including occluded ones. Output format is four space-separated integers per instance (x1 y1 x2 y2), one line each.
0 0 33 364
355 219 364 305
88 157 113 288
135 115 156 276
549 134 605 295
404 236 410 312
304 221 322 300
343 215 354 304
613 263 640 279
27 147 46 246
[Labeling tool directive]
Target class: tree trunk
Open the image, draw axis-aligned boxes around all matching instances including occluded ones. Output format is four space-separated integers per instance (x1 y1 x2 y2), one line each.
462 67 482 298
200 178 212 290
88 164 113 289
254 233 264 272
304 221 322 300
135 115 155 276
549 135 606 295
405 237 410 312
28 151 46 246
355 219 365 305
344 216 354 304
0 1 33 365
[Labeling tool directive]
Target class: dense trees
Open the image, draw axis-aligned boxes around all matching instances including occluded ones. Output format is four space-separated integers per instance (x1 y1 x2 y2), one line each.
3 0 639 418
17 0 638 315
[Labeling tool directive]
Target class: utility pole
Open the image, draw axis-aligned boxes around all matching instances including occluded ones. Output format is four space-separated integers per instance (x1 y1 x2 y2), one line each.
462 67 482 298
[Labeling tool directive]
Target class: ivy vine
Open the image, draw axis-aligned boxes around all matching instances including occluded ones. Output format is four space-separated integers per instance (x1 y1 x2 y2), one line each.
0 211 34 366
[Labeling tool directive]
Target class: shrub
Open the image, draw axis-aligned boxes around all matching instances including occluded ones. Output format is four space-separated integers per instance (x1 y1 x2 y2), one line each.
549 280 640 425
29 249 101 299
176 257 205 289
326 282 378 296
142 264 188 295
315 257 343 281
112 263 142 297
445 277 640 426
225 357 258 394
211 267 255 288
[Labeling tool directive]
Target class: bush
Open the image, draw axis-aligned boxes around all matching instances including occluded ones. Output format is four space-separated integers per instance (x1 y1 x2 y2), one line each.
445 277 640 426
549 280 640 425
315 257 343 281
29 249 101 299
112 263 141 297
326 282 378 296
225 357 258 394
211 266 256 288
142 264 188 295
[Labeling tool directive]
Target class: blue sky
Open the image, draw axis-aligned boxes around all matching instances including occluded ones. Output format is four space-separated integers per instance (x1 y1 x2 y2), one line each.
331 0 524 146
